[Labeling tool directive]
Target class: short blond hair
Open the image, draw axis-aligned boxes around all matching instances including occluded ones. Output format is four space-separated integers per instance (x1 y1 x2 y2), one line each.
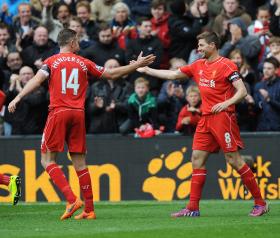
186 85 200 96
134 77 149 88
76 1 91 13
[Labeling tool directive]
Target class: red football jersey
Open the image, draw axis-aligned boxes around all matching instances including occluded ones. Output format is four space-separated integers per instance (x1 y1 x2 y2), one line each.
41 52 105 110
180 57 240 115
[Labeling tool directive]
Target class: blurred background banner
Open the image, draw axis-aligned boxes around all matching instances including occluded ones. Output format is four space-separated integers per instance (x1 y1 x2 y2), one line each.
0 133 279 202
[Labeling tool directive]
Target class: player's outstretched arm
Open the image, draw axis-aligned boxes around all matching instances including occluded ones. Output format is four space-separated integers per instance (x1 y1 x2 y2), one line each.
211 79 247 113
136 66 186 80
8 70 48 113
102 52 156 80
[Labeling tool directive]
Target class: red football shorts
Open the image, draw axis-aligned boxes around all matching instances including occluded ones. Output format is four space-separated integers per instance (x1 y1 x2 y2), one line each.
192 112 244 153
41 108 86 153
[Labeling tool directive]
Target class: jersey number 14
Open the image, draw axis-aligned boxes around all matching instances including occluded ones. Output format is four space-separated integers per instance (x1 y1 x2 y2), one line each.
61 68 80 95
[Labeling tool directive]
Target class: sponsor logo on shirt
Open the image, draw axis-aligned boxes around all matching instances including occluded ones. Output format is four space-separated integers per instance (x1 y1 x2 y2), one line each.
199 78 216 88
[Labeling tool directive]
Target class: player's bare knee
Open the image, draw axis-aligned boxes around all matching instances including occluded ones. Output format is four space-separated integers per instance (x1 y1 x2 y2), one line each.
41 157 48 169
225 152 239 169
71 153 86 171
191 152 205 169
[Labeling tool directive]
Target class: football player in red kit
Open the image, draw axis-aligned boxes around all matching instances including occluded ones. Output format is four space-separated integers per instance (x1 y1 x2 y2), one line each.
137 31 268 217
8 29 155 220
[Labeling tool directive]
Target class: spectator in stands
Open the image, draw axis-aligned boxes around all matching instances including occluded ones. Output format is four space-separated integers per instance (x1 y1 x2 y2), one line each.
267 36 280 67
229 49 258 90
56 2 72 24
190 0 213 30
0 3 13 25
168 0 208 61
229 49 257 131
68 16 94 51
212 0 251 41
254 57 280 131
150 0 170 69
126 17 163 92
157 57 192 132
12 2 40 49
207 0 223 20
42 2 70 42
3 66 48 135
247 5 271 66
220 17 261 70
1 52 23 91
239 0 267 20
176 85 201 135
90 0 121 23
21 26 57 71
76 1 99 41
0 23 16 68
88 59 132 133
110 2 138 49
124 0 152 20
119 77 159 134
269 0 280 36
236 85 257 131
82 23 125 66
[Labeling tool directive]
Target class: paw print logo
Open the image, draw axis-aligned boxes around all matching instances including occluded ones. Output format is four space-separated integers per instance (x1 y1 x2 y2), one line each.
142 147 192 201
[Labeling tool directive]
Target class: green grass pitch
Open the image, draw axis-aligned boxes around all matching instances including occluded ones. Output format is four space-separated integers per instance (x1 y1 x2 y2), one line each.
0 200 279 238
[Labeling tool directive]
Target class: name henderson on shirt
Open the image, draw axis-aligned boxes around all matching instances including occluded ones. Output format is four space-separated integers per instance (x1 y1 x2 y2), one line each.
52 56 88 71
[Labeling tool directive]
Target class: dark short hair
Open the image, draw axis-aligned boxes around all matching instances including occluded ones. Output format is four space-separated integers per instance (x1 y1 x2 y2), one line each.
57 28 77 47
257 5 269 13
136 17 151 26
264 57 280 69
69 16 83 26
97 22 112 33
197 31 221 49
151 0 166 10
0 22 9 31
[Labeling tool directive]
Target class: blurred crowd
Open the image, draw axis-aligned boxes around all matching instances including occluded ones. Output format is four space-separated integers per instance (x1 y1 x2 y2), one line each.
0 0 280 136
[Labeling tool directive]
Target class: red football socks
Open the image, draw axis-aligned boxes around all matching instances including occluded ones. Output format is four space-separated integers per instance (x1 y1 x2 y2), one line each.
0 173 10 186
46 164 76 204
187 169 207 211
76 168 94 213
238 164 266 206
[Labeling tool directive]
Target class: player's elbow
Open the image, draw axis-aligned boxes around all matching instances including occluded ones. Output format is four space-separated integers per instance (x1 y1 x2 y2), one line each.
167 72 178 80
103 70 119 81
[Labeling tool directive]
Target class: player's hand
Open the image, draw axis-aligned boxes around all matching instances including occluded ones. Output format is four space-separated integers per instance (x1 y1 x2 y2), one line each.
136 66 148 73
135 51 156 67
211 101 229 113
8 96 21 113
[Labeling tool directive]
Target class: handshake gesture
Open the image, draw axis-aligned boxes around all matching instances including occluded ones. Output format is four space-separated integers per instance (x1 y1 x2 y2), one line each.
130 51 156 69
